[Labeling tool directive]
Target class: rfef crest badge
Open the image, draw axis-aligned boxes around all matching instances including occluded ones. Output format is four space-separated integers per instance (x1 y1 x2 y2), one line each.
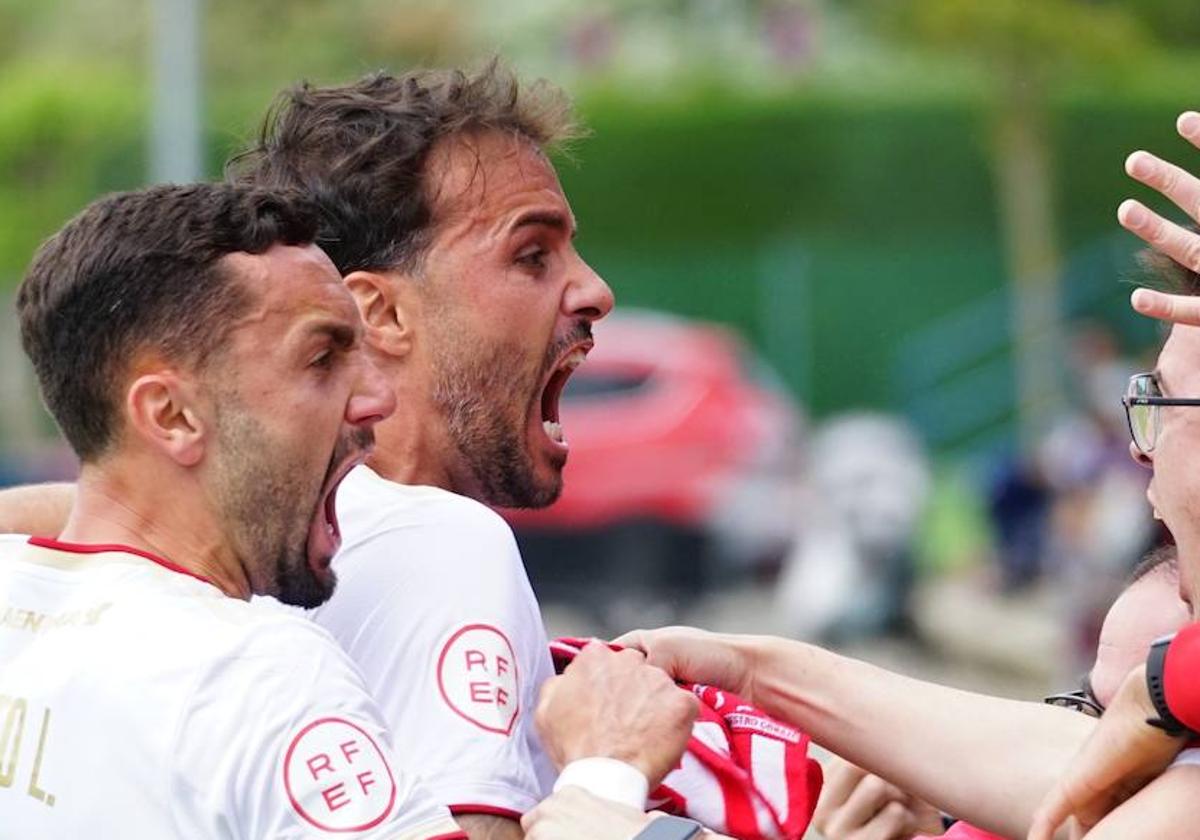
436 623 520 735
283 717 397 832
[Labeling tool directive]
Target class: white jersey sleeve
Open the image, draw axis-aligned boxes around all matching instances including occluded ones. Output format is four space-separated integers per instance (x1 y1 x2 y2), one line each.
315 483 556 821
169 617 466 840
1169 747 1200 769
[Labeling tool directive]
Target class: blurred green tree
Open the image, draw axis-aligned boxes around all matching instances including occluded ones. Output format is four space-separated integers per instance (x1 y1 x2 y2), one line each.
1131 0 1200 47
851 0 1150 446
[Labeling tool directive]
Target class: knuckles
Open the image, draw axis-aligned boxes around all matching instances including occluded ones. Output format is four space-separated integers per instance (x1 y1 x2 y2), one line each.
879 800 910 829
860 773 895 803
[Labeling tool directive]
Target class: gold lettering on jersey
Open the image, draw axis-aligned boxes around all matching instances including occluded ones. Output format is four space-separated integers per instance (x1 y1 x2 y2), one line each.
28 708 54 807
0 695 27 787
0 697 55 807
0 601 112 634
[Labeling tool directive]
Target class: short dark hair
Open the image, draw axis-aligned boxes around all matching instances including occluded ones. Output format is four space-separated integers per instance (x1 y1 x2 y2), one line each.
227 60 579 275
17 182 320 462
1138 240 1200 295
1129 544 1178 584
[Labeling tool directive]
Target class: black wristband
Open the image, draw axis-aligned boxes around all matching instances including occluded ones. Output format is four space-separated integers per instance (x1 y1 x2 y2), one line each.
1145 634 1192 737
632 815 705 840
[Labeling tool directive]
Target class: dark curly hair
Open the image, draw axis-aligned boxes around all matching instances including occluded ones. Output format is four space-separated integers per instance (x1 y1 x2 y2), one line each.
17 182 320 461
226 60 579 275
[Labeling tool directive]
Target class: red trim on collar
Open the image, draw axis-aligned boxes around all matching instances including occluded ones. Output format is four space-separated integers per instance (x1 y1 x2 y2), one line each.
449 804 523 820
27 536 214 587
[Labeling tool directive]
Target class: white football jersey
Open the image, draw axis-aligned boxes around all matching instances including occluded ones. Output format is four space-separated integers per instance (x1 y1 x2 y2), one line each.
0 534 464 840
1170 747 1200 768
308 465 557 819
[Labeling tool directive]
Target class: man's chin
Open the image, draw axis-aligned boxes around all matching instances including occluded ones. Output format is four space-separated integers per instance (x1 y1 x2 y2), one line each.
461 436 564 509
487 479 561 510
524 480 563 510
274 551 337 609
512 458 564 509
278 572 336 609
527 448 567 506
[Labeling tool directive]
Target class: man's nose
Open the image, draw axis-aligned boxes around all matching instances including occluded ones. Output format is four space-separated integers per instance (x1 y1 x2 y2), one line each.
347 357 397 428
1129 439 1153 470
563 257 615 322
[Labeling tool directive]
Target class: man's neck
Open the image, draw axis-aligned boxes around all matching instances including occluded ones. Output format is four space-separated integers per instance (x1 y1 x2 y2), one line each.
366 379 461 493
59 462 251 599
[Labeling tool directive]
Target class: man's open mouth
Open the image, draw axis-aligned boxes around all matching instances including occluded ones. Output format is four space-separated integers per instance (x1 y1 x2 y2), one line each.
308 447 370 572
539 343 591 446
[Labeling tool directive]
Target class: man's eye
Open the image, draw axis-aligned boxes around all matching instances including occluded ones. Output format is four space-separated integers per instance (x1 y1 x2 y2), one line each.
310 350 334 369
516 247 546 268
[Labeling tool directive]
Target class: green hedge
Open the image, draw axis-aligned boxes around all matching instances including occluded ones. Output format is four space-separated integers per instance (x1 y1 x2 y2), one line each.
0 77 1187 426
0 62 143 278
559 94 1182 419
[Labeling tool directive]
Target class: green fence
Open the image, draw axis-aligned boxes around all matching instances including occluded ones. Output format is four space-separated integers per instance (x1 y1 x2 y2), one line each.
0 84 1189 453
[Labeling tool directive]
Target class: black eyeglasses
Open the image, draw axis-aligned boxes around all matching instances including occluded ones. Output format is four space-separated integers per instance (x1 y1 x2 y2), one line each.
1042 687 1104 718
1122 372 1200 454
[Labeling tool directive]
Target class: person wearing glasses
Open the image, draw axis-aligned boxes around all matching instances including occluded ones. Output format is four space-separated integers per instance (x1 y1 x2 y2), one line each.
519 335 1193 840
522 248 1200 840
806 546 1183 840
581 543 1185 840
525 112 1200 840
522 111 1200 840
1028 113 1200 840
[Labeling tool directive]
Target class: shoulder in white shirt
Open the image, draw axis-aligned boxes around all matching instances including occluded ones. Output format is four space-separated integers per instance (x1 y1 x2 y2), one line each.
0 534 460 840
310 465 557 818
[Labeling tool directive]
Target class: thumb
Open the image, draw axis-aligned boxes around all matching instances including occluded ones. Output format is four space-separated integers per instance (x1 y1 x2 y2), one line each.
611 629 647 651
1027 790 1071 840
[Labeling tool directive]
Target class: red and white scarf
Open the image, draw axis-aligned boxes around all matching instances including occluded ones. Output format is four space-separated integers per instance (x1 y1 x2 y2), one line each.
550 638 822 840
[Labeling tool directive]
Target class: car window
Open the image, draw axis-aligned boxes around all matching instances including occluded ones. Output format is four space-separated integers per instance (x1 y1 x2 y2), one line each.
562 370 652 401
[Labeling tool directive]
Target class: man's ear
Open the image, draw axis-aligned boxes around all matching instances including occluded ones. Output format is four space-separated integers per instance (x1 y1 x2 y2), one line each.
124 372 207 467
344 270 417 359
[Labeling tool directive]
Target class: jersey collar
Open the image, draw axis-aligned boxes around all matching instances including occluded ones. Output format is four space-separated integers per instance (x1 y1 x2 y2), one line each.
27 536 214 587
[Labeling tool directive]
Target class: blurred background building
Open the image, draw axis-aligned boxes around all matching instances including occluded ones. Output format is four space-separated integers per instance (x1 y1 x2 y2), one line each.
3 0 1199 702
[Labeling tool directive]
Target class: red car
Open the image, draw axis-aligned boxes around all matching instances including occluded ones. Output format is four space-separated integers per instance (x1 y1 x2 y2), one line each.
505 310 803 625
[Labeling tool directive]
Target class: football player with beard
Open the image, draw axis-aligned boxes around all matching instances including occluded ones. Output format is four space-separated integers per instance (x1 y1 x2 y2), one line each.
0 64 617 839
1 181 466 839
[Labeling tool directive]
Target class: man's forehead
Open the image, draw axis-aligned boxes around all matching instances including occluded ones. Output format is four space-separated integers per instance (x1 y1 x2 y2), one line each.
1100 569 1186 646
222 244 356 328
425 131 572 229
1156 324 1197 388
223 243 339 285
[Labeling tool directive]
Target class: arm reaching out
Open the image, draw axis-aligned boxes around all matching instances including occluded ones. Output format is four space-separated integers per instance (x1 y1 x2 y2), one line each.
1027 664 1186 840
616 627 1093 839
1075 764 1200 840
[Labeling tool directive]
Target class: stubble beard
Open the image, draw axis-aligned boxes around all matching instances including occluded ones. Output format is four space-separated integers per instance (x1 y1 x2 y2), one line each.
430 341 561 509
212 398 334 608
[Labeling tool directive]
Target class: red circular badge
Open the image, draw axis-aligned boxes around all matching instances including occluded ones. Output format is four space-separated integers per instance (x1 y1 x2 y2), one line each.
283 717 397 832
436 623 520 736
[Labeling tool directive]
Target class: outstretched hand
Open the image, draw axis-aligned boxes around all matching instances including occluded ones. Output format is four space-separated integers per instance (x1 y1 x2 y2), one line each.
535 642 698 787
1122 111 1200 326
613 626 757 701
1026 665 1187 840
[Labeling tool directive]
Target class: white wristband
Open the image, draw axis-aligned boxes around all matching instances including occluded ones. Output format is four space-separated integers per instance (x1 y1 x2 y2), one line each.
553 757 649 810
